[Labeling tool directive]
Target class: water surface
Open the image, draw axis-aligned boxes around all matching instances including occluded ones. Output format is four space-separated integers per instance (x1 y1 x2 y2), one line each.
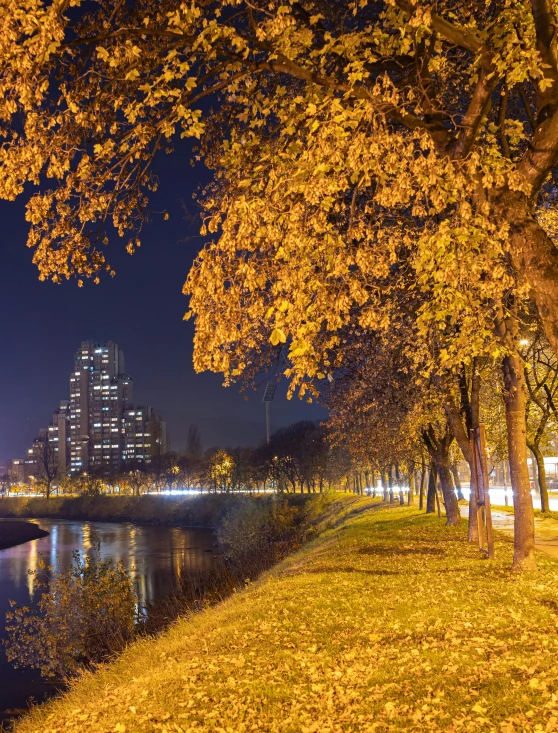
0 518 217 720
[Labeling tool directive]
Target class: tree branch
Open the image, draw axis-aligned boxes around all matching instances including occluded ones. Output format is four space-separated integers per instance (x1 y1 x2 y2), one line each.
530 0 558 117
448 64 498 158
246 58 437 135
517 104 558 194
498 85 511 159
393 0 485 56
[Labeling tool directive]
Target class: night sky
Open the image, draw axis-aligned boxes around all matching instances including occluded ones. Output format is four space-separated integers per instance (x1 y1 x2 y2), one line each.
0 140 326 466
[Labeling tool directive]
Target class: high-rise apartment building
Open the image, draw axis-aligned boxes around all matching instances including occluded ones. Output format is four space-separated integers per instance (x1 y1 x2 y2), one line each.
15 341 167 482
69 341 134 473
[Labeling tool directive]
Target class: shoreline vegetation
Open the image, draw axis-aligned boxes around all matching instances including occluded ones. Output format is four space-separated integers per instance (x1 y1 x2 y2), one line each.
2 494 359 703
0 494 313 529
12 500 558 733
0 520 49 551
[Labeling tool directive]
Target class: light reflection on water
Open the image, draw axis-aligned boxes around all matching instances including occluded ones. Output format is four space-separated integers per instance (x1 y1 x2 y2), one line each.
0 519 217 719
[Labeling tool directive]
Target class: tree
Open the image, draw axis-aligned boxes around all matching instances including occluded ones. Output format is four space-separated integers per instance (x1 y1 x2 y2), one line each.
126 464 148 497
209 449 235 493
229 446 257 492
185 425 202 461
161 452 181 492
422 421 460 526
74 468 104 497
436 361 483 540
178 453 201 491
2 2 558 356
496 305 537 571
323 330 464 523
522 328 558 513
34 440 60 500
180 425 204 489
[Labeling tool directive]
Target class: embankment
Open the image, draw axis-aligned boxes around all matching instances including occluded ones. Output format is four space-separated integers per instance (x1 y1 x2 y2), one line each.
14 502 558 733
0 520 49 550
0 493 311 528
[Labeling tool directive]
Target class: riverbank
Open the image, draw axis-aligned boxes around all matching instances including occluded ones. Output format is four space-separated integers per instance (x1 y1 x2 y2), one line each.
0 494 312 528
0 521 49 551
14 502 558 733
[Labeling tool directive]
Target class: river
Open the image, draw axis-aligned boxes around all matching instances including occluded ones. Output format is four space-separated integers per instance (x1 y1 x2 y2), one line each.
0 518 218 722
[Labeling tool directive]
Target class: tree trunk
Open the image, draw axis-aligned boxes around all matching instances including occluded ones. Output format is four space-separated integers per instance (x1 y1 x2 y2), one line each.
450 463 465 501
442 371 479 541
502 351 537 571
382 469 389 501
495 189 558 358
426 467 437 514
419 459 426 510
435 458 461 526
423 425 460 525
529 443 550 513
408 471 415 506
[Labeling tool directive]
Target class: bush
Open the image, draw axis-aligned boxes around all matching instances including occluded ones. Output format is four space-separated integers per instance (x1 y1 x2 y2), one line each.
216 497 300 563
5 543 138 679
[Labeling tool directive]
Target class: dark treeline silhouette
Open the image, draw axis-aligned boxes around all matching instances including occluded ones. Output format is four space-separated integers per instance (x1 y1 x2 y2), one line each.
17 422 363 496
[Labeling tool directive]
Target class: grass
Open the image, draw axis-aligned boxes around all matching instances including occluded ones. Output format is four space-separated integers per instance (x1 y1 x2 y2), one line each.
0 493 315 528
492 503 558 521
12 500 558 733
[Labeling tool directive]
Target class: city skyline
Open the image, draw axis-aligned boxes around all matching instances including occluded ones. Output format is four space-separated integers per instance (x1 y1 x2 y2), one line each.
11 341 168 482
1 322 326 465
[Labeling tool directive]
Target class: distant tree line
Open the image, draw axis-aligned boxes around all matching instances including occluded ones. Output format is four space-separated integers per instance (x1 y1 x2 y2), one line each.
6 422 365 497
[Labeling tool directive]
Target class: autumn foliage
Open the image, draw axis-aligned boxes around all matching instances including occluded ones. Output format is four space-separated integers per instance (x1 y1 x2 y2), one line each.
5 1 558 569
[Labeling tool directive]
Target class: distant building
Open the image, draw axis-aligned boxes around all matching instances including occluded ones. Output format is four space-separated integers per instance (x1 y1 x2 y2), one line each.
9 458 27 484
16 341 167 480
123 407 169 464
69 340 134 474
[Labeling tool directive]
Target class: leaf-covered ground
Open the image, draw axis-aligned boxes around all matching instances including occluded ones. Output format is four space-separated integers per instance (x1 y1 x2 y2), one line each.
13 501 558 733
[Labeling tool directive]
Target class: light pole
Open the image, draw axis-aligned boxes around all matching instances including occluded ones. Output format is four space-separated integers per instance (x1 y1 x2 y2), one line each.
262 380 277 444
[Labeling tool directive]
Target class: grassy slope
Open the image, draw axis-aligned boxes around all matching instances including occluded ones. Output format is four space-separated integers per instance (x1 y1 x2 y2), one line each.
14 501 558 733
0 494 312 528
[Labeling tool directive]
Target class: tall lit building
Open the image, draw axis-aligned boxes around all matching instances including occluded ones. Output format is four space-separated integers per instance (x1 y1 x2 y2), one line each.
16 341 167 481
69 341 134 473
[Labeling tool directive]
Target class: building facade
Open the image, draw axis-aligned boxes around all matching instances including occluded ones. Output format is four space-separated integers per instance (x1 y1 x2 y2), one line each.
14 341 167 483
69 341 134 473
